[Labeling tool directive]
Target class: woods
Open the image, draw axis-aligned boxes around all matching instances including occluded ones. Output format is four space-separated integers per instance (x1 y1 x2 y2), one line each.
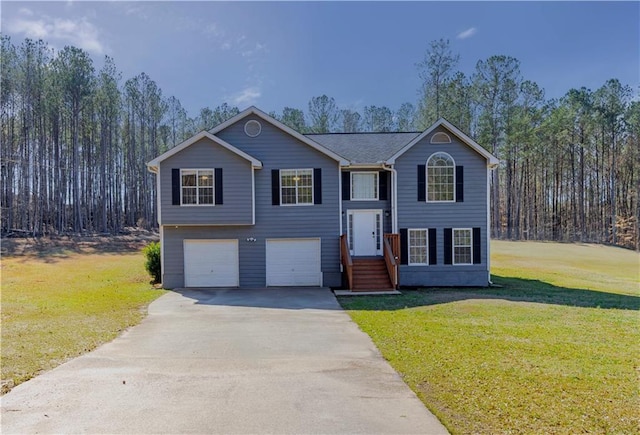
1 36 638 249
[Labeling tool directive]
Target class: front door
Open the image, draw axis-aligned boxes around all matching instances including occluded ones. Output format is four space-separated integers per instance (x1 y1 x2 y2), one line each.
350 210 382 256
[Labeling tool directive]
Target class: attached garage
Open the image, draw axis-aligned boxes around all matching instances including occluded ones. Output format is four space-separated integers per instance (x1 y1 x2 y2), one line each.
184 239 239 287
266 238 322 286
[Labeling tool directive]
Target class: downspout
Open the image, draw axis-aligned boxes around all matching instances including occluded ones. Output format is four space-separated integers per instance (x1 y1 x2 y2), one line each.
338 162 343 236
487 162 498 285
338 163 343 273
391 165 398 233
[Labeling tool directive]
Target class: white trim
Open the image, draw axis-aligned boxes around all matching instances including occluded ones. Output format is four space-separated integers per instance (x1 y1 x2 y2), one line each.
209 106 349 166
407 228 429 266
387 118 499 167
452 228 473 265
350 171 379 201
426 152 456 203
347 209 383 256
279 168 314 206
146 130 263 169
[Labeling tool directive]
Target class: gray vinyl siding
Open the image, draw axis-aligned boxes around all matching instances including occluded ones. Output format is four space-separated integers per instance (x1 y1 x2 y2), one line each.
162 116 342 288
159 137 253 225
395 127 490 287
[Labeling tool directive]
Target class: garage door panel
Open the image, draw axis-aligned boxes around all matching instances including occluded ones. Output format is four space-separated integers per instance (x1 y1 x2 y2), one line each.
266 239 321 287
184 240 239 287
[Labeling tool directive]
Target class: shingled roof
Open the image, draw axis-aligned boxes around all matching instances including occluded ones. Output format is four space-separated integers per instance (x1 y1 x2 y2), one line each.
306 132 421 164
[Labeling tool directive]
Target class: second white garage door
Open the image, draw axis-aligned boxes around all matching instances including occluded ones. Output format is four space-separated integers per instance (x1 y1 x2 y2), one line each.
266 238 322 286
184 239 239 287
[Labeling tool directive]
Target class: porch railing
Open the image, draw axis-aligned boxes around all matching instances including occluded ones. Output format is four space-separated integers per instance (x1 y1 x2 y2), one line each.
340 234 353 290
383 234 399 289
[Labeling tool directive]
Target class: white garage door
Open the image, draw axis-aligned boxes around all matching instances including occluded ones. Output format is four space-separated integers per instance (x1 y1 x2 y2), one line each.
184 239 239 287
266 238 322 287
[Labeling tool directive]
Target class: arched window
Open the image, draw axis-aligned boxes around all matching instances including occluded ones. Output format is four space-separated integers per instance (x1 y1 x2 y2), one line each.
427 152 455 202
430 132 452 144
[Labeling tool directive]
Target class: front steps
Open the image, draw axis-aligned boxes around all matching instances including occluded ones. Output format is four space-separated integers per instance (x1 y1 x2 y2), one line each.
351 257 394 291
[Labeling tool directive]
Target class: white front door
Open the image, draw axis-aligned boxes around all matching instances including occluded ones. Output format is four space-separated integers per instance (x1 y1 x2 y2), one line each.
350 210 382 256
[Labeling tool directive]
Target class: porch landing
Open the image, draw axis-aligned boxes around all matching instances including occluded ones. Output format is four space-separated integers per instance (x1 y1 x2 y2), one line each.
334 289 401 296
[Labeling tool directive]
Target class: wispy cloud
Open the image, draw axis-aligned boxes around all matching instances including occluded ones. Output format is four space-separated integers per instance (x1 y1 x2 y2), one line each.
6 14 106 54
457 27 477 40
230 87 261 106
241 42 267 58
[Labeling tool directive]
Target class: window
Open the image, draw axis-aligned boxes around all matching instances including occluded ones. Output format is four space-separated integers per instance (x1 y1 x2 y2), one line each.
351 172 378 200
453 228 472 264
409 229 428 265
181 169 214 205
427 152 455 202
280 169 313 205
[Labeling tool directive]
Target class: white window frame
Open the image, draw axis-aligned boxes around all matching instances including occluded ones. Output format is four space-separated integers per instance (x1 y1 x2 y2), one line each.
452 228 473 265
408 228 428 266
180 168 215 206
426 152 455 203
280 168 314 206
350 171 378 201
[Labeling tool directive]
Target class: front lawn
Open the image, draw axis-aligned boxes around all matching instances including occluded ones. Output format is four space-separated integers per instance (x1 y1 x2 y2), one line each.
1 248 164 394
338 241 639 434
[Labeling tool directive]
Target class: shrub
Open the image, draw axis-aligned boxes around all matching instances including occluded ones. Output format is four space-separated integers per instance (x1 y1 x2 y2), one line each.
143 242 161 284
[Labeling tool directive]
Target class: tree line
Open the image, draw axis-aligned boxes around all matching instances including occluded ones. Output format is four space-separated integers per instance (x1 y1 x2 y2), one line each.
1 36 638 250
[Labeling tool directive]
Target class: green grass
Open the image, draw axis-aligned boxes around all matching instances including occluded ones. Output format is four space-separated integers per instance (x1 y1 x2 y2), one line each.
339 241 640 434
1 250 164 394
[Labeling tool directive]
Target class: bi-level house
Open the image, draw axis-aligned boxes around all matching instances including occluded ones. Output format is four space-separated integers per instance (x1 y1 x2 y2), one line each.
147 106 498 291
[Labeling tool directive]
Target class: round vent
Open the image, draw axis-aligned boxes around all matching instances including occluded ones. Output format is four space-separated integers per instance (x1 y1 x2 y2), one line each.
244 120 262 137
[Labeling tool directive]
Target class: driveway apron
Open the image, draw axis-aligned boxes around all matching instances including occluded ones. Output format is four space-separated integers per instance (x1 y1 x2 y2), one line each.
1 288 448 434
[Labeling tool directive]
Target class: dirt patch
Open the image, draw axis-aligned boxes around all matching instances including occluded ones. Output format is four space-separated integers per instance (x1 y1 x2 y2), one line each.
1 228 159 257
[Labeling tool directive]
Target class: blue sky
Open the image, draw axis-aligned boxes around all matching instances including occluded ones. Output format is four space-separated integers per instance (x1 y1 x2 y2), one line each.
2 1 638 117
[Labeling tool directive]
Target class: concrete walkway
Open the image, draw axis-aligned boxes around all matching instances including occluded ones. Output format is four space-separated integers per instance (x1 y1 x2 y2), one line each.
1 288 448 434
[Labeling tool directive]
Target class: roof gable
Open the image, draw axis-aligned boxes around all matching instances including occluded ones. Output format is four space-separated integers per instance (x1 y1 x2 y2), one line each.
146 131 263 171
387 118 499 167
209 106 349 165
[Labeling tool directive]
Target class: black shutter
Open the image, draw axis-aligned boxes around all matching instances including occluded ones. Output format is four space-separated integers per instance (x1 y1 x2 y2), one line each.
428 228 437 265
314 168 322 204
378 171 388 201
444 228 452 265
342 171 350 200
400 228 408 265
473 227 481 264
172 169 180 205
271 169 280 205
417 164 426 201
456 166 464 202
214 168 223 205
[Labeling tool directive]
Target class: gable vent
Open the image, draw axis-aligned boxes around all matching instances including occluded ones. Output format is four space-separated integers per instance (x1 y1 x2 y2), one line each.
431 132 451 144
244 120 262 137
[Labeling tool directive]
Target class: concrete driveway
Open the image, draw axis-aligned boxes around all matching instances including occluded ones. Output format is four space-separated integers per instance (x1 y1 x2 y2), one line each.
1 288 448 434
